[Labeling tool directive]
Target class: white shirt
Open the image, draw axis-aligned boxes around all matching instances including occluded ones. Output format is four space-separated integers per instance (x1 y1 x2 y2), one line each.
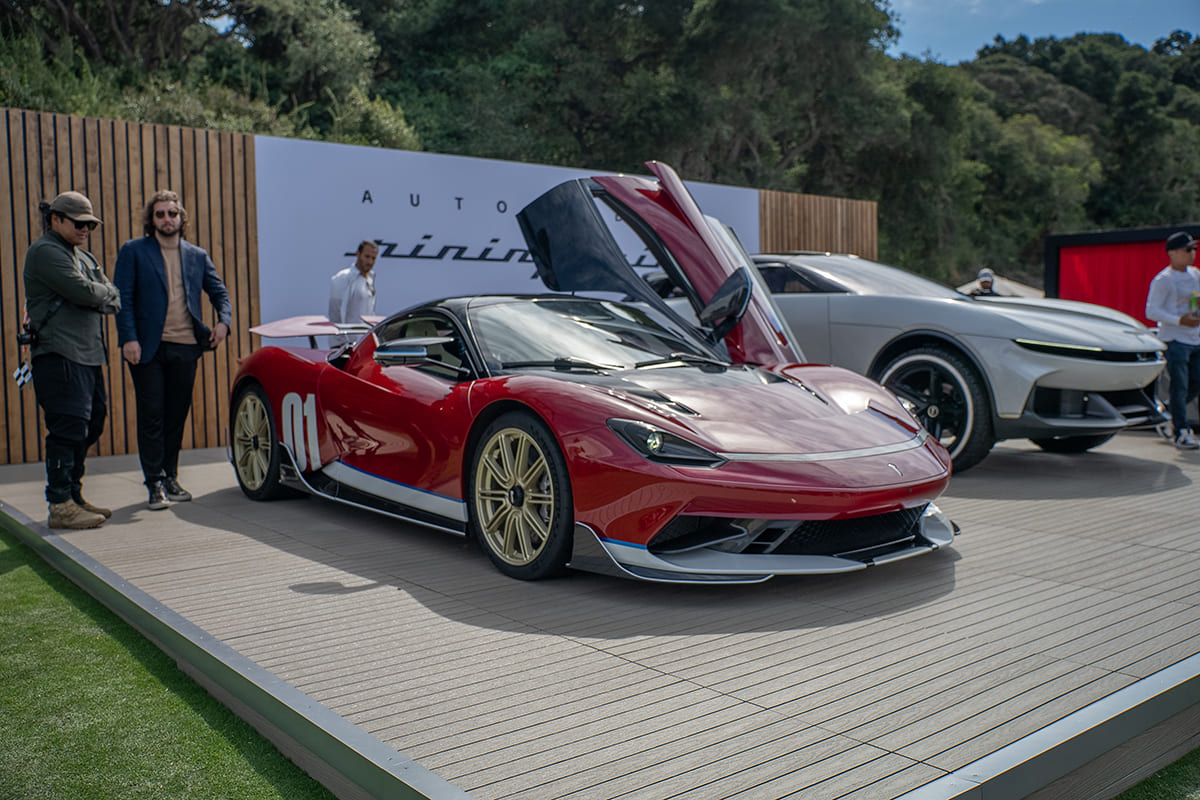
328 266 375 346
1146 265 1200 345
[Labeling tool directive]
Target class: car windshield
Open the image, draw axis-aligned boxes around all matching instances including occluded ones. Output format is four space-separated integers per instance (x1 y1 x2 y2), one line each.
791 255 962 299
470 297 719 372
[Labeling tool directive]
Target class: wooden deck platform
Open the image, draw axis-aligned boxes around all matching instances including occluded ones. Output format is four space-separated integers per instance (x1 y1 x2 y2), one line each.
4 430 1200 799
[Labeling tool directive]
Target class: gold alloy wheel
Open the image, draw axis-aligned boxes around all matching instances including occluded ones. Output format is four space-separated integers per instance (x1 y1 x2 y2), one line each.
474 427 555 567
233 390 272 491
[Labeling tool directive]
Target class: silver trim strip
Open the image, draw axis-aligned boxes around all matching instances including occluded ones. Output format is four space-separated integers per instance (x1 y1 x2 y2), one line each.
322 460 468 522
719 429 929 462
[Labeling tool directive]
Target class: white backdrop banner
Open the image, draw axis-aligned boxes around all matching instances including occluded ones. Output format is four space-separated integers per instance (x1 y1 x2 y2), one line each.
254 137 760 324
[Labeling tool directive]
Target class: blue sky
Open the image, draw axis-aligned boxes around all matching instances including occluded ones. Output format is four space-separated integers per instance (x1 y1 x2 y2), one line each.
889 0 1198 64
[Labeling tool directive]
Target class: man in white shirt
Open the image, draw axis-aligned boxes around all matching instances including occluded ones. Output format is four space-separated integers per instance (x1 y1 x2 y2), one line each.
328 240 379 347
1145 231 1200 449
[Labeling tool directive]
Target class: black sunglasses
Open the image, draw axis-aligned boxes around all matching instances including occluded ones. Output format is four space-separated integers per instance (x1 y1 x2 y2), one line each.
70 218 98 232
154 209 180 219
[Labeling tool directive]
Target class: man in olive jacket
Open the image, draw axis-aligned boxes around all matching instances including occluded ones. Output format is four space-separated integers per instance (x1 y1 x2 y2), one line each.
22 191 121 529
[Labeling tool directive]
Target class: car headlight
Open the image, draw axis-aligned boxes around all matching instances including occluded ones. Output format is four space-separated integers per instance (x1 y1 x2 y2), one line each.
1014 338 1159 363
607 419 726 467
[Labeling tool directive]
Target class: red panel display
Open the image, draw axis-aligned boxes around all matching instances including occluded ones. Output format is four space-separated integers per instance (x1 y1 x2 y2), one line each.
1058 241 1168 326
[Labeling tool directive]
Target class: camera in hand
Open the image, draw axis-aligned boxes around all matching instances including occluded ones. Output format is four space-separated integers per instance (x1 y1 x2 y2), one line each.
15 322 38 347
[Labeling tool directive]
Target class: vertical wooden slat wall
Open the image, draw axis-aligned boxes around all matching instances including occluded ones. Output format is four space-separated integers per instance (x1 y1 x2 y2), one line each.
0 107 257 467
758 188 878 260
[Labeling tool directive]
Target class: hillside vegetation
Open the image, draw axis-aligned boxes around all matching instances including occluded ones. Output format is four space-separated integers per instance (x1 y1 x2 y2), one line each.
3 1 1197 283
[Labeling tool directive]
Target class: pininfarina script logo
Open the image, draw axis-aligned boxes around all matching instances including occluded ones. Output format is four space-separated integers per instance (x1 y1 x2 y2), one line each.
363 236 533 264
346 236 661 269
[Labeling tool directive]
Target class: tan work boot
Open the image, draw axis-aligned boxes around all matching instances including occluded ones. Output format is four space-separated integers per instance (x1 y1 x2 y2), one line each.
74 496 112 519
48 500 106 530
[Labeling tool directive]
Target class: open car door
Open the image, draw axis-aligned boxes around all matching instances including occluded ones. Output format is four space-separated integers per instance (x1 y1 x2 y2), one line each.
517 161 799 366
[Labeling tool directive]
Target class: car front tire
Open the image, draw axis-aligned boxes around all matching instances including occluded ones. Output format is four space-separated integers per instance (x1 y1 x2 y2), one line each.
468 411 574 580
879 346 995 473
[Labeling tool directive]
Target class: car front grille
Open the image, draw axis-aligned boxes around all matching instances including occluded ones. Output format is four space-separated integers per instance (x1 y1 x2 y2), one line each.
1028 386 1162 424
648 505 928 561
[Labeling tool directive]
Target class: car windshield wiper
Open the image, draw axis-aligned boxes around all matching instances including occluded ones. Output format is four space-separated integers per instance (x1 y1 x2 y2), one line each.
635 351 730 369
500 357 620 373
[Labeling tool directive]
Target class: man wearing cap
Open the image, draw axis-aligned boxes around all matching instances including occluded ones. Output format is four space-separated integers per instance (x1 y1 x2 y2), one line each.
114 189 232 510
970 267 1000 296
1146 231 1200 449
22 191 121 529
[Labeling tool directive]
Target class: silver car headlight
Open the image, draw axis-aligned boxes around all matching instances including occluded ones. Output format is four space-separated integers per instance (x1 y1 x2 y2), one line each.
1014 338 1160 363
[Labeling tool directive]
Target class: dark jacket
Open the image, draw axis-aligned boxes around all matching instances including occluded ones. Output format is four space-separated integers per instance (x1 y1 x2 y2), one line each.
113 236 233 363
22 231 120 365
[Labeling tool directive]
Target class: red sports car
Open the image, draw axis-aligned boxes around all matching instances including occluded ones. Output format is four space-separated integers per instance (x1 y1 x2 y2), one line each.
230 162 954 583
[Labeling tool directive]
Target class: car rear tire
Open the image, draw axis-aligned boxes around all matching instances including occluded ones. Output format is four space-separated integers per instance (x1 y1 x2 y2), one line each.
468 411 573 580
1029 433 1116 453
231 383 293 501
879 346 994 473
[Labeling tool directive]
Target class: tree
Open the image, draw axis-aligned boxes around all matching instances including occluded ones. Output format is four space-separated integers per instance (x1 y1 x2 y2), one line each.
863 58 984 279
0 0 419 149
3 2 1196 282
965 54 1107 143
666 0 900 191
970 110 1099 270
973 30 1200 253
1 0 225 74
356 0 696 168
1091 70 1200 226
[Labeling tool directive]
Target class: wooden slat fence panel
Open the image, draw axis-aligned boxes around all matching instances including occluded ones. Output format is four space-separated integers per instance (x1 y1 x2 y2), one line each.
96 118 123 457
19 112 42 464
0 113 16 464
0 107 258 466
241 140 260 364
759 188 878 259
111 119 137 457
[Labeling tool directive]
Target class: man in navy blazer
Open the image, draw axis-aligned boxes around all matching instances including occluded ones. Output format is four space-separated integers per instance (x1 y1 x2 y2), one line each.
114 189 232 510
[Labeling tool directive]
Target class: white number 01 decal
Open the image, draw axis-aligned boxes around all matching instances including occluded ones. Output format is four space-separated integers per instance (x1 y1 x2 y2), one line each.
281 392 321 472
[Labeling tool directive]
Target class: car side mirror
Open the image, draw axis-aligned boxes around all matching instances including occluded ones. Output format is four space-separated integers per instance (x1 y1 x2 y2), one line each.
697 267 752 342
373 336 453 367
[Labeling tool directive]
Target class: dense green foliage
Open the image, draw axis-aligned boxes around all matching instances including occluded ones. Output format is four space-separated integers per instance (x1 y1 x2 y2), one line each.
2 0 1197 283
0 524 335 799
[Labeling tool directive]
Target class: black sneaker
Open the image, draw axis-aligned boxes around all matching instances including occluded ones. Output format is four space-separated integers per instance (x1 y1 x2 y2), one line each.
163 476 192 502
147 481 170 510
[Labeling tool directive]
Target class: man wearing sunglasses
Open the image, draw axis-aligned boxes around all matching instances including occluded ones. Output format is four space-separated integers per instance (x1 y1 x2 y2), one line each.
1146 231 1200 449
114 190 232 510
21 191 122 529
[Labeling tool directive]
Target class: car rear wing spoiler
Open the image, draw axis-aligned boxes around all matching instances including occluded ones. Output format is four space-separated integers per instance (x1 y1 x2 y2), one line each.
249 315 383 348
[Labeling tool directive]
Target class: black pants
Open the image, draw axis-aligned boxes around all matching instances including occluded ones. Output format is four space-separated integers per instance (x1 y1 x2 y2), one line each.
128 341 203 485
31 354 107 504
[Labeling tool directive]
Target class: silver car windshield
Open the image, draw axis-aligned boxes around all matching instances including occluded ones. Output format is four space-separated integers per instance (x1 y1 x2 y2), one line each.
794 255 962 298
470 297 719 371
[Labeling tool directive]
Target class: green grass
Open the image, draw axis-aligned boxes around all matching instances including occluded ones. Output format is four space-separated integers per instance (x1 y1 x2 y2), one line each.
0 524 335 800
1115 750 1200 800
